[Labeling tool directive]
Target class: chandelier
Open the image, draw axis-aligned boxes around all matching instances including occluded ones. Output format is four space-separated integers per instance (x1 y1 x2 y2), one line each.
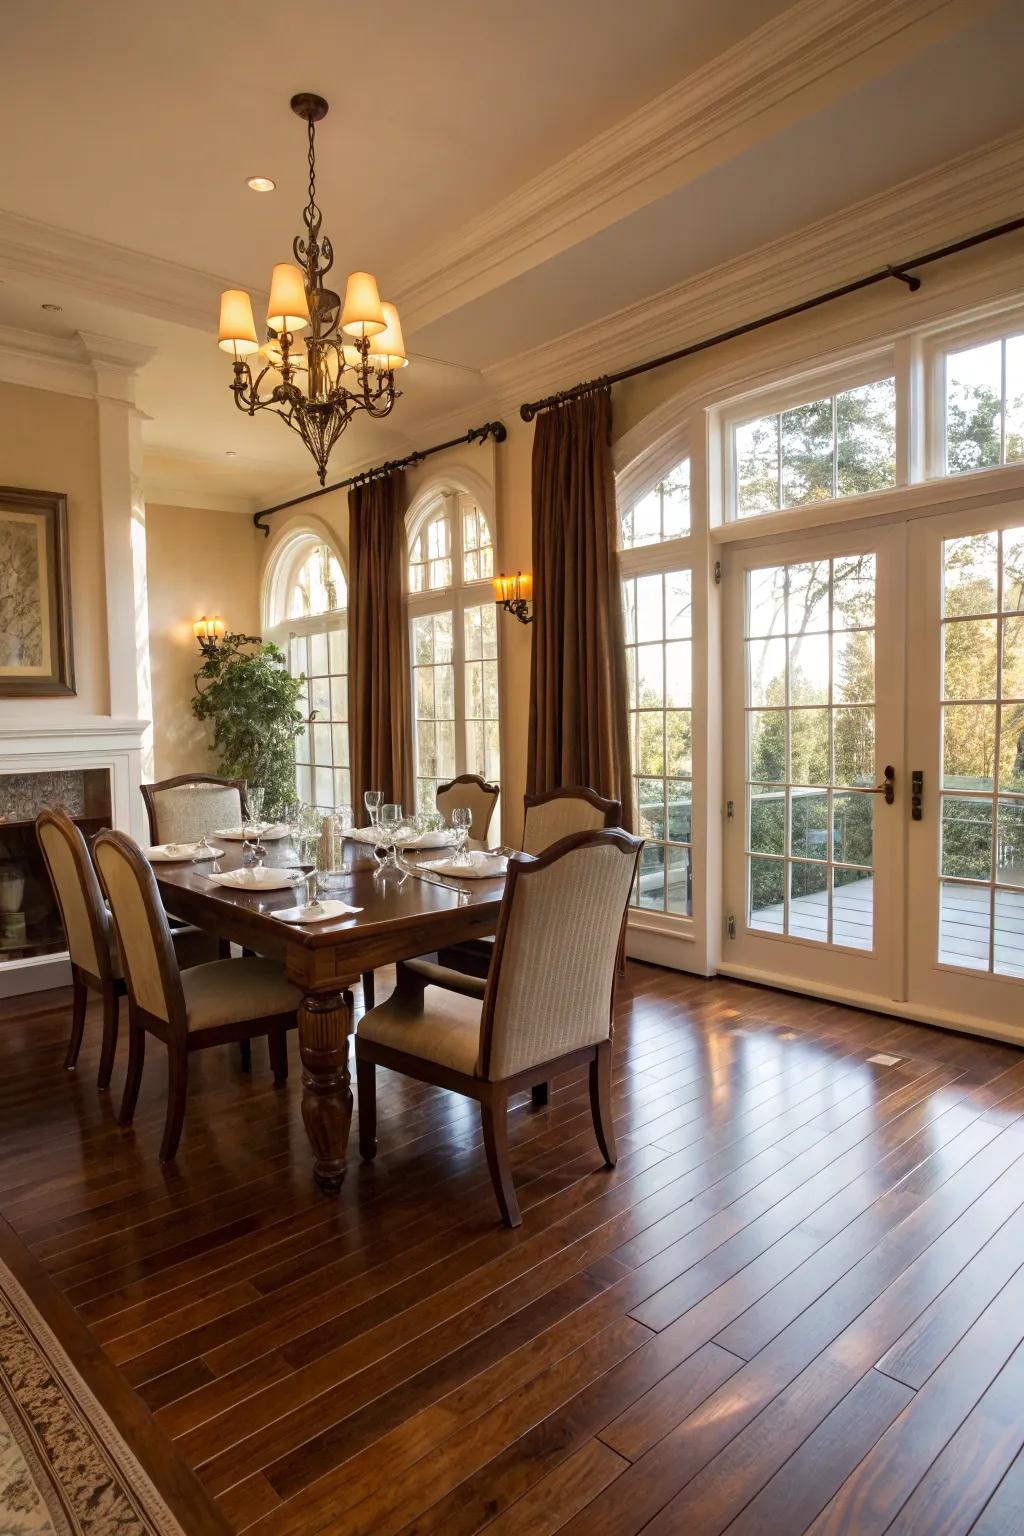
217 93 406 485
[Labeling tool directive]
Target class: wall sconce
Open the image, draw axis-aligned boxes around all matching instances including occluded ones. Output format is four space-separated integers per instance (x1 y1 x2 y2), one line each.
193 615 226 658
492 571 533 625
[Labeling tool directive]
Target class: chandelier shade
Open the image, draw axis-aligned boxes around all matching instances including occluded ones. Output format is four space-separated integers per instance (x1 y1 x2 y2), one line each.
267 263 311 332
217 93 406 485
218 290 259 355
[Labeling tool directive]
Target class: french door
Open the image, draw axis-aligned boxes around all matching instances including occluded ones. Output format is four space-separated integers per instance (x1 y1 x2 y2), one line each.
722 525 906 1003
722 507 1024 1041
905 503 1024 1034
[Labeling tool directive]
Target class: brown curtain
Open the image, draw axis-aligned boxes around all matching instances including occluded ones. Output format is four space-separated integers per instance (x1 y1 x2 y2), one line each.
348 468 414 817
527 388 634 830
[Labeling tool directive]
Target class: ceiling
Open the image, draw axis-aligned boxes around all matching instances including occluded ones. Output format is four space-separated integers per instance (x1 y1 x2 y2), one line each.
0 0 1020 512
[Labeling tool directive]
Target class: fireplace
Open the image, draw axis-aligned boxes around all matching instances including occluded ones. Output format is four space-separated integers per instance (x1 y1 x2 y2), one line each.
0 718 147 996
0 769 113 962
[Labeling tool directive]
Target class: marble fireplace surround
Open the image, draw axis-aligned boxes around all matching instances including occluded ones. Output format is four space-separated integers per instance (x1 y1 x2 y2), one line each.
0 718 147 996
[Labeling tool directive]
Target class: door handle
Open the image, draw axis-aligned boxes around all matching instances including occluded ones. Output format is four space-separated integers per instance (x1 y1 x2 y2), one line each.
851 764 895 804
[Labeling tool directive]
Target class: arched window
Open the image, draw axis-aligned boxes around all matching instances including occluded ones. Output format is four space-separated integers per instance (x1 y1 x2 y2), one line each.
263 531 349 813
406 486 500 817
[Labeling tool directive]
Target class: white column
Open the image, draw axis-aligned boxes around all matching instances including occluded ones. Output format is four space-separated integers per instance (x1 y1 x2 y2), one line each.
78 331 156 777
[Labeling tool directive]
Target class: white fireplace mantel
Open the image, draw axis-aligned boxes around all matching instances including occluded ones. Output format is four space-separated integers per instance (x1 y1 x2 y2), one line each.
0 716 149 996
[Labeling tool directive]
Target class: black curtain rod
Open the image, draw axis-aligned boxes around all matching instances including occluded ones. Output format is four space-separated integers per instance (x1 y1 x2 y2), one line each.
253 419 508 535
519 215 1024 422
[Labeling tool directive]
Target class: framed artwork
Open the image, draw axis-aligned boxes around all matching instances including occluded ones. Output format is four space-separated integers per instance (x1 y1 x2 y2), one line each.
0 487 75 697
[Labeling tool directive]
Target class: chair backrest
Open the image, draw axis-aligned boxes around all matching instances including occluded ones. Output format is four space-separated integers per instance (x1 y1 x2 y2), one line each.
521 786 621 856
141 774 248 846
35 808 113 981
93 830 185 1028
480 829 642 1080
436 774 500 843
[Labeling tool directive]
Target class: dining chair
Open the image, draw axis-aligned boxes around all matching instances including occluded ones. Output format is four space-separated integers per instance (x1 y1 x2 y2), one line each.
356 828 642 1226
93 829 301 1162
436 785 623 984
435 773 500 845
35 808 217 1089
140 773 250 846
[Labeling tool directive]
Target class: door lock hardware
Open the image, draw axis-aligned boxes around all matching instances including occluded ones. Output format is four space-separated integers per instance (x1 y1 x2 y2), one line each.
911 769 923 821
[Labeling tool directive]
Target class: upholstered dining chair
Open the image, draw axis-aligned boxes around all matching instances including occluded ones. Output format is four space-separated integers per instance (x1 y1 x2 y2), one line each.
436 785 623 986
93 830 301 1162
356 828 642 1226
35 808 216 1089
436 773 500 845
140 773 250 846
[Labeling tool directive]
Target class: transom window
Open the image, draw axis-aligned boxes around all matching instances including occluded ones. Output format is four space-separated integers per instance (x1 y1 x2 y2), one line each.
734 378 896 518
407 488 501 819
620 459 690 547
945 331 1024 475
287 542 345 618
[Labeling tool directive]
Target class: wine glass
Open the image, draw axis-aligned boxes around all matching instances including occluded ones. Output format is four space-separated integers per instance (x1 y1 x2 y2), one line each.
364 790 382 830
451 806 473 866
377 803 403 868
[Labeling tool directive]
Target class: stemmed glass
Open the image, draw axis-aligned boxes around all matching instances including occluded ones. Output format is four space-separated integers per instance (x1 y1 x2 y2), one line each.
450 806 473 866
295 805 323 906
364 790 382 830
375 803 403 869
243 785 267 861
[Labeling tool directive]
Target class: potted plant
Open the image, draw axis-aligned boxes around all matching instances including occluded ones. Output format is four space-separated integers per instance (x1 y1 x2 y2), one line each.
192 633 309 814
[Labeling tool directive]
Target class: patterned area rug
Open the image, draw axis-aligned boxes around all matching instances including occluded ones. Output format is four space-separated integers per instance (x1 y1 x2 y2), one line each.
0 1262 184 1535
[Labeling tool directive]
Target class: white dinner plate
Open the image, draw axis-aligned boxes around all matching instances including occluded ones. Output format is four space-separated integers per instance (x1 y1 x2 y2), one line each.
147 843 224 862
213 824 290 842
208 867 304 892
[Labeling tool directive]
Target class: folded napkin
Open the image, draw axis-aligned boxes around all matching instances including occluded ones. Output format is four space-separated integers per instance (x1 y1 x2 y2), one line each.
274 899 363 923
345 826 383 844
214 823 290 842
208 867 302 891
147 842 222 862
395 829 453 849
421 851 508 879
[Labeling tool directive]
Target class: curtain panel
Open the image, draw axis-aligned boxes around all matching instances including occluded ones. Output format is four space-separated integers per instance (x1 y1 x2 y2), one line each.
348 468 414 816
527 388 634 830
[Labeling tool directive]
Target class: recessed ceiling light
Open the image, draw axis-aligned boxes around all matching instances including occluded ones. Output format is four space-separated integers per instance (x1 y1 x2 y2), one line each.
246 175 275 192
224 449 238 457
41 302 62 312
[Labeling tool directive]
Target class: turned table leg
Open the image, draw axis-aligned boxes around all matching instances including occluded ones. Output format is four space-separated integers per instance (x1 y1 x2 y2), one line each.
298 988 354 1194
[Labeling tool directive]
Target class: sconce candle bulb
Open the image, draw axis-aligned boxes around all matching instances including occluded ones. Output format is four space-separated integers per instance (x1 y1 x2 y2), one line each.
193 615 226 658
493 571 533 625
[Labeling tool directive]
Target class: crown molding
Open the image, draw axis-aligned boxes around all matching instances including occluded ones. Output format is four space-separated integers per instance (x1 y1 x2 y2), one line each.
485 129 1024 416
389 0 990 329
0 208 234 332
0 322 154 400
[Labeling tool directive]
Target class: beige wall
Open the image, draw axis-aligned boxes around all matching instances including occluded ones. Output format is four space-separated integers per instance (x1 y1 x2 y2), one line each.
0 380 108 719
146 503 262 779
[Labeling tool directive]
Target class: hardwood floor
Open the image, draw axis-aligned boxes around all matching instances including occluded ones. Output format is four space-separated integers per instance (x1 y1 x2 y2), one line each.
2 963 1024 1534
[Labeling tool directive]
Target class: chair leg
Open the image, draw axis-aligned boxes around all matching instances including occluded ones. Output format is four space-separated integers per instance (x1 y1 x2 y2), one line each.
118 1025 145 1127
589 1040 617 1168
362 971 375 1010
160 1046 188 1163
480 1092 521 1228
238 1038 252 1071
268 1029 289 1085
357 1055 377 1160
531 1082 549 1108
97 983 119 1091
64 974 87 1071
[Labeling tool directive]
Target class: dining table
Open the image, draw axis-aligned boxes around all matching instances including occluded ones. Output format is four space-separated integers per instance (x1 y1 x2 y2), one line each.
151 837 505 1193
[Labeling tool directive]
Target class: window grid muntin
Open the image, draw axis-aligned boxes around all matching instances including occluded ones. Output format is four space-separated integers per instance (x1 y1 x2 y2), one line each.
463 602 500 785
411 610 456 813
944 330 1024 476
939 526 1024 978
744 556 877 950
624 567 692 915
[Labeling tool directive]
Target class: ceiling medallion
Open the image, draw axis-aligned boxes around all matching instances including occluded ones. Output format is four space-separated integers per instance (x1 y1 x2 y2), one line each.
217 93 407 485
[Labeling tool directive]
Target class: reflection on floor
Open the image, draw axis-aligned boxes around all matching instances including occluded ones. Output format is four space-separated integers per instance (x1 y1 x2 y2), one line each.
2 966 1024 1533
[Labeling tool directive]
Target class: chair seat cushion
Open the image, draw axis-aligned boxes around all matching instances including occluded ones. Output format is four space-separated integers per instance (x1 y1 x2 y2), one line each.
181 958 302 1032
358 983 483 1075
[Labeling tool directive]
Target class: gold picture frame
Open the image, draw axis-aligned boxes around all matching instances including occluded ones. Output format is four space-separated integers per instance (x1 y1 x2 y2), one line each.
0 487 75 697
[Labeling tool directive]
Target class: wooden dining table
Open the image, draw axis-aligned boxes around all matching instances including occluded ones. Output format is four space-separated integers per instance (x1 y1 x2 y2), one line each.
152 838 505 1193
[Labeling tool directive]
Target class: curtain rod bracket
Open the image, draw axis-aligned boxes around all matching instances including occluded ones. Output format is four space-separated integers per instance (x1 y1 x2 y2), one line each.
885 265 922 292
